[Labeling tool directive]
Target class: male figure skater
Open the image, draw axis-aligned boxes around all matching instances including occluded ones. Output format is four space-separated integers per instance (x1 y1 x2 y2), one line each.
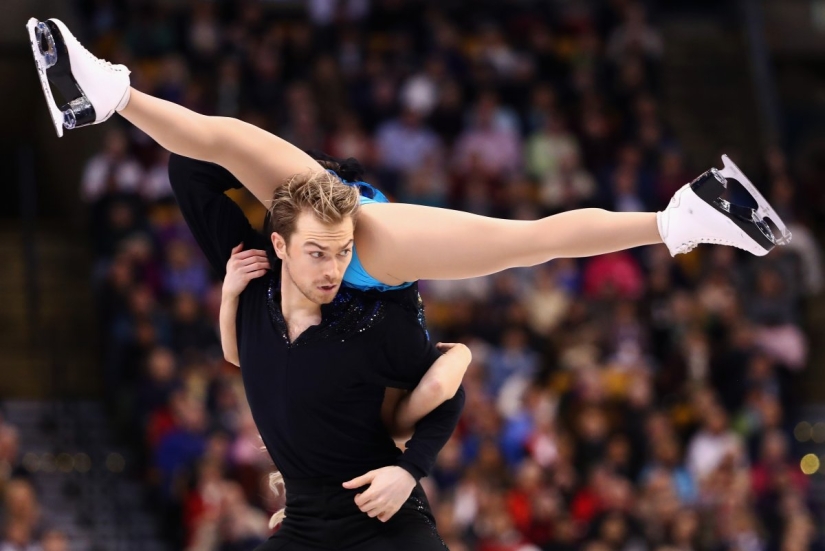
169 153 463 550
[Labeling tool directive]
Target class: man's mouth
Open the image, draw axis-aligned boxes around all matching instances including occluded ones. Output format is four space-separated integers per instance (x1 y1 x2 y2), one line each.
318 284 338 292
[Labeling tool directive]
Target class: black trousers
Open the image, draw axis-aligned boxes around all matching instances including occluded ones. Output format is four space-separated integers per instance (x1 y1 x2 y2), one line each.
255 478 449 551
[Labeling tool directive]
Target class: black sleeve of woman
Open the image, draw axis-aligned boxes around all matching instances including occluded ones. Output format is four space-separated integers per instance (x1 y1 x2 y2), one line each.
168 154 267 278
396 385 466 480
368 304 466 480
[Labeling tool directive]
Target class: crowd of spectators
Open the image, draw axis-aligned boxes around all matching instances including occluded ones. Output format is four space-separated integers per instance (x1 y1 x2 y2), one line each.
0 418 69 551
54 0 825 549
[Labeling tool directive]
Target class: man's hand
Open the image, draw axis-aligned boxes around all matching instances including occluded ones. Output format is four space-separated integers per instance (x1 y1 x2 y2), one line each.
223 243 269 298
342 466 416 522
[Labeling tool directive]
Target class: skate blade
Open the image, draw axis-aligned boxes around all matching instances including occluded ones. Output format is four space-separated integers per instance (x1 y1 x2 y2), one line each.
26 18 64 138
717 154 792 246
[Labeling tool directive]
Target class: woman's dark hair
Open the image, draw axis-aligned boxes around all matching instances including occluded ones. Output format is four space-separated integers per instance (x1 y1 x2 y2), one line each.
261 151 365 254
304 150 365 183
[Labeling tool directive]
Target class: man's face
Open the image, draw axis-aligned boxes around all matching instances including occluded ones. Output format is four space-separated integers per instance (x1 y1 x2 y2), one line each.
272 210 354 305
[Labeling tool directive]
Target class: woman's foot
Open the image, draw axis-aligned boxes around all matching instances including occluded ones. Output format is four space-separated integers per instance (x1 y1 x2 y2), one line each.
657 155 791 256
27 18 130 137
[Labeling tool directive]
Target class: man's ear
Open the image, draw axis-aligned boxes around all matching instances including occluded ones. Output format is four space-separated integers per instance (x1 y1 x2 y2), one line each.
271 232 287 260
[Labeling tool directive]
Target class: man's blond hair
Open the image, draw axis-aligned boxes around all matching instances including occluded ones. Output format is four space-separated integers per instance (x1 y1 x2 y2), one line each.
266 171 360 243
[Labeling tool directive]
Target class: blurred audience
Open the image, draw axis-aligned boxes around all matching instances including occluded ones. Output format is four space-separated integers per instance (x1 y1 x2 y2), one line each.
29 0 819 548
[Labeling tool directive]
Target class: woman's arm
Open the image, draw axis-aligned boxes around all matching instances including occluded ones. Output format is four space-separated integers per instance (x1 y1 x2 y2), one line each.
220 294 241 367
220 244 270 366
386 343 471 443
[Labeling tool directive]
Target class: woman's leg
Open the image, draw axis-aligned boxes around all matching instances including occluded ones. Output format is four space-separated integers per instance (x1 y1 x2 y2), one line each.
356 205 661 284
118 89 322 205
117 93 659 285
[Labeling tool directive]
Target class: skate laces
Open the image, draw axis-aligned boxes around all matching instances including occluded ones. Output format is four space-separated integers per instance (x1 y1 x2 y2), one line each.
63 24 125 73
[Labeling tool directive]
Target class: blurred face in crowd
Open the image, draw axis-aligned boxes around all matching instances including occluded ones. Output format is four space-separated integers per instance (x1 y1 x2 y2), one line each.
167 240 194 270
147 347 176 383
578 407 609 442
760 430 788 464
5 479 38 521
704 406 728 435
600 512 628 546
0 425 19 463
41 530 68 551
4 521 32 546
653 437 680 467
671 509 699 545
273 210 354 306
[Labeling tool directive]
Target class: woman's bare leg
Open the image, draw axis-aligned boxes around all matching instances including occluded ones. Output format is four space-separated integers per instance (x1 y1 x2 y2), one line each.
117 92 660 284
356 205 661 284
118 88 322 205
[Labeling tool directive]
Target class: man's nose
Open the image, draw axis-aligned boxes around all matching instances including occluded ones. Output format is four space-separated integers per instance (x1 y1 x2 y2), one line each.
324 258 340 280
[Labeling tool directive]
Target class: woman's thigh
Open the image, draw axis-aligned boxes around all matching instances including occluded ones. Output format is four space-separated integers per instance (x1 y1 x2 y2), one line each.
356 202 532 284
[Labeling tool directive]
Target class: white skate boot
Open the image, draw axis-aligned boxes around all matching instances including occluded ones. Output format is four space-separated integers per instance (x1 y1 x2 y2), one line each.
657 155 792 257
26 17 130 137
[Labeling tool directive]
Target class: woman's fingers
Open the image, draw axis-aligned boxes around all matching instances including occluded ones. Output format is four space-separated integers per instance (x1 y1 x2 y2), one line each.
233 249 267 260
237 255 269 268
230 255 267 271
243 262 270 273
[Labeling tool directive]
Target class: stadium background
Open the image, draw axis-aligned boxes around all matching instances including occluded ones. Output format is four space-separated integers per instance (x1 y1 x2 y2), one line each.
2 0 825 550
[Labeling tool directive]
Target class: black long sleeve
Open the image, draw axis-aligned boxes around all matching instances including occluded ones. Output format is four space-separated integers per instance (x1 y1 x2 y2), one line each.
365 305 465 480
396 386 465 480
168 154 266 278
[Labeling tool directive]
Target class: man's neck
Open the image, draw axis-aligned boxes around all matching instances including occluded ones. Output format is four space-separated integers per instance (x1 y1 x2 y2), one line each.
279 267 321 341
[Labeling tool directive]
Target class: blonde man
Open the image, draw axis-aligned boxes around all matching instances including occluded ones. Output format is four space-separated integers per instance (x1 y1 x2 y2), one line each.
169 155 462 550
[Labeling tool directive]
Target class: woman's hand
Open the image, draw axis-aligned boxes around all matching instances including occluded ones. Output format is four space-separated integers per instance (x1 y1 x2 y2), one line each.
222 243 270 299
435 342 468 354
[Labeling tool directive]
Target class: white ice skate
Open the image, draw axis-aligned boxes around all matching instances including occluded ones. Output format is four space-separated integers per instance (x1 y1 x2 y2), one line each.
26 17 130 137
657 155 792 257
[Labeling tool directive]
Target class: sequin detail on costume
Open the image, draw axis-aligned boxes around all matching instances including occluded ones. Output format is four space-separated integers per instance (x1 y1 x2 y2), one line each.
411 288 430 339
266 273 386 347
409 496 449 549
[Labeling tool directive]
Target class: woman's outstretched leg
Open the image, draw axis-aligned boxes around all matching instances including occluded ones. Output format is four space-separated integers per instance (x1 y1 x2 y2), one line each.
118 89 322 205
358 163 780 285
355 205 661 284
117 92 663 285
29 16 320 205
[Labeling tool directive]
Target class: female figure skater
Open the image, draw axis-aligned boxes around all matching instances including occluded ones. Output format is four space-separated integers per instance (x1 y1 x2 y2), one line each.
28 17 791 298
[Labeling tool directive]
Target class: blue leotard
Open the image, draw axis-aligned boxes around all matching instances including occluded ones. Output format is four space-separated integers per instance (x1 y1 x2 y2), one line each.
335 176 413 292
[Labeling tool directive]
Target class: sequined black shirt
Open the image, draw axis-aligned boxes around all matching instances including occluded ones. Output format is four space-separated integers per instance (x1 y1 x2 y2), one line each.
168 154 465 482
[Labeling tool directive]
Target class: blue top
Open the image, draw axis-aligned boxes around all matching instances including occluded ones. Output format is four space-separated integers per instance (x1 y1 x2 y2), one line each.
334 175 414 292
